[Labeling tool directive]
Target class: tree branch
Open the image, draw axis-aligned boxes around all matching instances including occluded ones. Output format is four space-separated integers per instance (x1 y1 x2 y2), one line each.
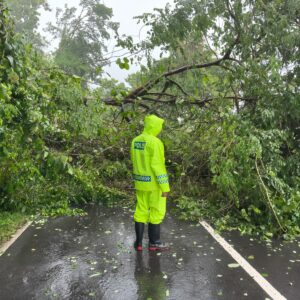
101 98 151 110
144 92 176 98
125 38 239 101
166 78 190 96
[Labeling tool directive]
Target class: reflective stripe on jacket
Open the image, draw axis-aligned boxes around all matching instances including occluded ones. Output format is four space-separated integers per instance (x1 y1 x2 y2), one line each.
131 115 170 193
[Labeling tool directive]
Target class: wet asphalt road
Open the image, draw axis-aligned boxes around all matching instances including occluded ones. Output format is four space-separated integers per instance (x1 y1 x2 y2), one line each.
222 231 300 300
0 203 298 300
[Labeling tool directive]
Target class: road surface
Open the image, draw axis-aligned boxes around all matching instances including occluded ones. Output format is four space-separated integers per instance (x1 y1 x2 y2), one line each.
0 203 299 299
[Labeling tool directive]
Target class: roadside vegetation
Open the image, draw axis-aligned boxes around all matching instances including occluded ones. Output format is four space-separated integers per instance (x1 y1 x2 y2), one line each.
0 0 299 242
0 212 28 245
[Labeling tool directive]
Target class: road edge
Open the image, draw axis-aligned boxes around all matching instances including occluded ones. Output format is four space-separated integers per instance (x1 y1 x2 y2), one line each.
0 221 33 256
200 220 287 300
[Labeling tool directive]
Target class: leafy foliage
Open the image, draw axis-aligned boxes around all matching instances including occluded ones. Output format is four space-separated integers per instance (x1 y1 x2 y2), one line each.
1 0 300 240
5 0 50 48
47 0 119 80
117 0 300 238
0 212 28 245
0 2 128 217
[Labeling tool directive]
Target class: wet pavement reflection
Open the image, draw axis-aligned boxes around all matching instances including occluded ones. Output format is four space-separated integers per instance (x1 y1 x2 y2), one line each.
135 252 167 300
0 203 270 299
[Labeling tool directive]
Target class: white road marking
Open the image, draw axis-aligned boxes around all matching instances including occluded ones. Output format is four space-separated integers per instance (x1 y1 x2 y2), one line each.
0 221 32 256
200 220 287 300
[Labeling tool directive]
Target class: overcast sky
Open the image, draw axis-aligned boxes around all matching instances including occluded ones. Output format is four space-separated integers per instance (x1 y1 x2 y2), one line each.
39 0 173 82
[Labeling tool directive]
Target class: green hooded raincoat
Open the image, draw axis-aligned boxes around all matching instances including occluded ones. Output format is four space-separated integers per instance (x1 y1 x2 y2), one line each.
131 115 170 224
131 115 170 193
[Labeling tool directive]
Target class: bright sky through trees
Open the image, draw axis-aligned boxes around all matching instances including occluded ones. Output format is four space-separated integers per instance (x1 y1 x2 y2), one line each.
39 0 173 81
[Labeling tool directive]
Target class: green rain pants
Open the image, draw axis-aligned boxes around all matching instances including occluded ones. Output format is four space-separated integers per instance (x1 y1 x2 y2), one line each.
134 190 166 224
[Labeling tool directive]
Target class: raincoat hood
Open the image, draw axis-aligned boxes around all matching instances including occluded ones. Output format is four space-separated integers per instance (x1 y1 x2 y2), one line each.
143 115 164 136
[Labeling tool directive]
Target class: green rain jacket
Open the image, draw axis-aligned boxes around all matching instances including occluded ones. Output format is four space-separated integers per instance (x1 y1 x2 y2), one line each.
131 115 170 193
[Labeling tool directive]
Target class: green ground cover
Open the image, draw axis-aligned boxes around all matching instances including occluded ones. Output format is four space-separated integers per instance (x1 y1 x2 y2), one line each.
0 212 28 246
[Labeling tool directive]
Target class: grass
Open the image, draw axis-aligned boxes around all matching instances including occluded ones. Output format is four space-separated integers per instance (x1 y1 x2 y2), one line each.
0 211 28 246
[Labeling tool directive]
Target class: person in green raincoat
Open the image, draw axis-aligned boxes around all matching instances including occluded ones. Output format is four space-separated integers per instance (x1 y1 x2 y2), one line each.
131 114 170 251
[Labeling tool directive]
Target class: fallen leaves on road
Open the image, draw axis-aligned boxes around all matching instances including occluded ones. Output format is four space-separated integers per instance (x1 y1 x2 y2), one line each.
89 272 101 278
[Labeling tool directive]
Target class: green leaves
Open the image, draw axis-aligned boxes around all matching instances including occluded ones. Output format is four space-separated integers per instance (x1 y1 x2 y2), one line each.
5 0 49 48
1 0 300 240
116 57 130 70
0 83 12 101
0 2 129 216
48 0 119 81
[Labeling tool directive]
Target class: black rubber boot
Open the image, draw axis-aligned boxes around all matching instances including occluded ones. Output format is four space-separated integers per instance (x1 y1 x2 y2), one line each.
148 223 169 251
134 222 144 251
